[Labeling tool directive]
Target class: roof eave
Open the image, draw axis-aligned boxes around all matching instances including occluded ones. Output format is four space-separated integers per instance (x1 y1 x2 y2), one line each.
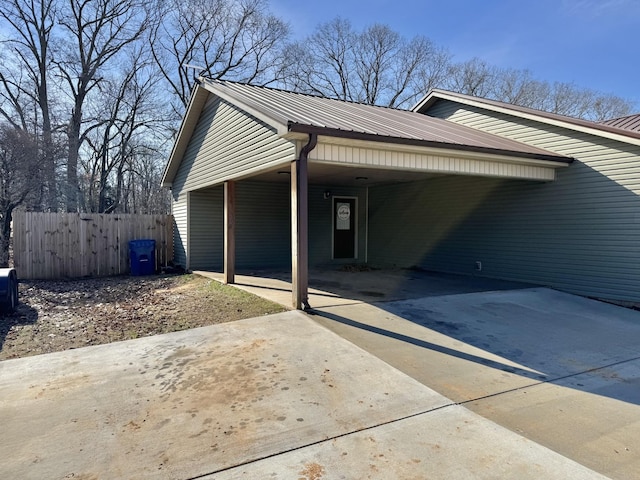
288 122 573 165
161 84 210 187
416 90 640 147
200 78 289 135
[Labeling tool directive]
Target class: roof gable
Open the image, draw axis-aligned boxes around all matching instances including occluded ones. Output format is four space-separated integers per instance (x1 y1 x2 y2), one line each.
414 89 640 147
162 80 573 187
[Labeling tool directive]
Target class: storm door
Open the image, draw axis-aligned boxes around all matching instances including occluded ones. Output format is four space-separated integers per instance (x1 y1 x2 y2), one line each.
333 197 357 259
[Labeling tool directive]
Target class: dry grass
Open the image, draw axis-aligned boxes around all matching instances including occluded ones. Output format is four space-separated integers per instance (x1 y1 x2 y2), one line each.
0 274 286 361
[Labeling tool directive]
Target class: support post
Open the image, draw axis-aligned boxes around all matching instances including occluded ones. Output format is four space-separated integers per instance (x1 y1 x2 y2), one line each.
291 134 317 310
223 180 235 284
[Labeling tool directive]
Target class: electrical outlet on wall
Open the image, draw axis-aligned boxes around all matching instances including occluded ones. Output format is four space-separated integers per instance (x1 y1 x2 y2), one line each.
475 261 482 272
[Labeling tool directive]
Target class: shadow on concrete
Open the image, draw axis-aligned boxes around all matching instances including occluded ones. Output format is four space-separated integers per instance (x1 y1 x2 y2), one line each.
304 271 640 408
308 308 546 381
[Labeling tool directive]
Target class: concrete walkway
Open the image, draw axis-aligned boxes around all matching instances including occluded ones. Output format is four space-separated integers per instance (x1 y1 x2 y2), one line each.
198 269 640 480
0 307 609 479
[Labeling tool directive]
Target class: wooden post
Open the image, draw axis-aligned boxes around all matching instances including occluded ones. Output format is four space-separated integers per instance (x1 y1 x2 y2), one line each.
224 180 236 284
291 134 316 310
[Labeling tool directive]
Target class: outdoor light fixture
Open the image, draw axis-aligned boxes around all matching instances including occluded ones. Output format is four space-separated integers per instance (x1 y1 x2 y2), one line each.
323 190 331 199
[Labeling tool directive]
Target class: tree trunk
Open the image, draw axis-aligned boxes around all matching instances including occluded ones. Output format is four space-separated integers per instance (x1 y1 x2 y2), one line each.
0 205 13 267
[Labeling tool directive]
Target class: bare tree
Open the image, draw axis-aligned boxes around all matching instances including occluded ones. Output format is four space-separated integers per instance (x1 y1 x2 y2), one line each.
443 57 498 98
56 0 149 212
444 59 634 120
150 0 289 118
80 48 169 213
0 0 59 210
283 18 450 109
0 126 42 266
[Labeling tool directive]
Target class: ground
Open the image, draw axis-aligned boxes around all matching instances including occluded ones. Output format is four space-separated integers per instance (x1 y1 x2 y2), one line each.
0 274 286 361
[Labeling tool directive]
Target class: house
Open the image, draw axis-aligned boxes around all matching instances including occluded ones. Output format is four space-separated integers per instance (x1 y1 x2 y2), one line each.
162 79 640 308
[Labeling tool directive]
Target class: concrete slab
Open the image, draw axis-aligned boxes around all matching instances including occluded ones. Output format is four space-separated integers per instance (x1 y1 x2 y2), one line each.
212 406 608 480
306 286 640 480
0 311 451 480
467 359 640 479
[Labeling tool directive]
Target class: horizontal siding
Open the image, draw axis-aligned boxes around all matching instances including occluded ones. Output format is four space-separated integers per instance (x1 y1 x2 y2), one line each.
310 142 556 181
428 100 640 192
308 184 368 266
236 182 291 269
172 193 188 268
378 100 640 302
189 187 223 270
368 174 640 302
172 96 296 195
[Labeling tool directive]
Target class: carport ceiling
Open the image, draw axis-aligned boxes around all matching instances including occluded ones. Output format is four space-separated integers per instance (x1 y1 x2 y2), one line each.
250 162 443 187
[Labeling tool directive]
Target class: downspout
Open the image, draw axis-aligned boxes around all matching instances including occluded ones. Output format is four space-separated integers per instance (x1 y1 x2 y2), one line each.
300 133 318 161
292 133 317 310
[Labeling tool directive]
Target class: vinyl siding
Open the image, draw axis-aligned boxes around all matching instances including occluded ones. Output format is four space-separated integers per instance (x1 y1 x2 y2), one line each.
374 99 640 302
236 182 291 268
310 142 556 181
172 192 189 268
308 185 368 266
183 182 291 271
189 187 223 270
177 181 368 271
171 95 295 196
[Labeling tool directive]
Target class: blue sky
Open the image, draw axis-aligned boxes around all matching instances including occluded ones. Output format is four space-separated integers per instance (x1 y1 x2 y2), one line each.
270 0 640 107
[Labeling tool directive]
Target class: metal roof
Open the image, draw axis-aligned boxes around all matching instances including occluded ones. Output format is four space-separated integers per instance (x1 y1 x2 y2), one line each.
601 113 640 132
414 89 640 144
202 79 571 163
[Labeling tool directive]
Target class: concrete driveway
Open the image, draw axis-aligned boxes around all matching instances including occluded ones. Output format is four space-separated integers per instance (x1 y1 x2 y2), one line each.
0 307 608 479
199 268 640 480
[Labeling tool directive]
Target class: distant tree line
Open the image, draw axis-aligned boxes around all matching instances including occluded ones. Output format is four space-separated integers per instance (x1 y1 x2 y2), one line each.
0 0 635 265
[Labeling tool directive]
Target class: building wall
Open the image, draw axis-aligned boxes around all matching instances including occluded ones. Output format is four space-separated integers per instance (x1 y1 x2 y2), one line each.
308 185 368 266
171 95 295 195
189 187 223 270
172 192 189 268
175 181 368 271
368 99 640 302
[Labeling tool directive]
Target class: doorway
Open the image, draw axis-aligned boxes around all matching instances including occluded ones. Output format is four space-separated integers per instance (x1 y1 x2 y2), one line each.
333 197 357 259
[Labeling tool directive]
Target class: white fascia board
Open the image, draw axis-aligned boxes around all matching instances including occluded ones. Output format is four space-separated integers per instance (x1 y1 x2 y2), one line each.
315 135 571 169
420 91 640 148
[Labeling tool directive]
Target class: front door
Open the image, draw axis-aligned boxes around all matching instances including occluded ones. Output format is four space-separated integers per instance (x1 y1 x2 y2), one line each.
333 198 356 259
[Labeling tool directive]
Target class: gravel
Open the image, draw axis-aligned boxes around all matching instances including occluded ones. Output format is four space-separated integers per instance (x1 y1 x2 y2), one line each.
0 273 286 361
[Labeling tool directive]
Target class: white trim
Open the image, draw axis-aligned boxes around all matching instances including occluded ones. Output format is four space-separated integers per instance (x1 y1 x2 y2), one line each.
309 144 558 182
200 79 290 135
417 90 640 148
185 191 191 271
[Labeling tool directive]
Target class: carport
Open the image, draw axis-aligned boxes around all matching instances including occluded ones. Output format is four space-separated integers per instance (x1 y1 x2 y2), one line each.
162 79 572 309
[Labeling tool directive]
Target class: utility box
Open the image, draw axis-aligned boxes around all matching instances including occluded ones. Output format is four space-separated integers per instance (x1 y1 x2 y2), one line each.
129 239 156 276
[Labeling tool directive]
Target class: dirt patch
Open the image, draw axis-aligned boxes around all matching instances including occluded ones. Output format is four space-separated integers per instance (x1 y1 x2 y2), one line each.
0 274 286 361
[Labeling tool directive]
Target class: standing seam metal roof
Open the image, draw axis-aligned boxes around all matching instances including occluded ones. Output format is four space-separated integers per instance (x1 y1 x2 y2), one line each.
203 79 571 163
601 114 640 132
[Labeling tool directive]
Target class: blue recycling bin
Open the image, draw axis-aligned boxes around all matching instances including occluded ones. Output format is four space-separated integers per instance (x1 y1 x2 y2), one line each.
129 239 156 276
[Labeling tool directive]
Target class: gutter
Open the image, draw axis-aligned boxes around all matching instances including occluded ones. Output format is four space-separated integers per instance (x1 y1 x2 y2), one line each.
288 122 573 165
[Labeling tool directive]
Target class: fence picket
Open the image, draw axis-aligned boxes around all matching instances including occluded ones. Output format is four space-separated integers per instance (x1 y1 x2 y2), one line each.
12 212 173 279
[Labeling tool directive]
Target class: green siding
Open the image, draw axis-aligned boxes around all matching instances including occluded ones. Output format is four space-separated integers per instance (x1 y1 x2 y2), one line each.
172 193 188 268
171 96 295 195
373 99 640 302
236 182 291 269
308 185 368 266
189 188 223 270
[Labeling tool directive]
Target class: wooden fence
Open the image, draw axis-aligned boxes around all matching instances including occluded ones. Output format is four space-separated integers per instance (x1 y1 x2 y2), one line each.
13 212 174 280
